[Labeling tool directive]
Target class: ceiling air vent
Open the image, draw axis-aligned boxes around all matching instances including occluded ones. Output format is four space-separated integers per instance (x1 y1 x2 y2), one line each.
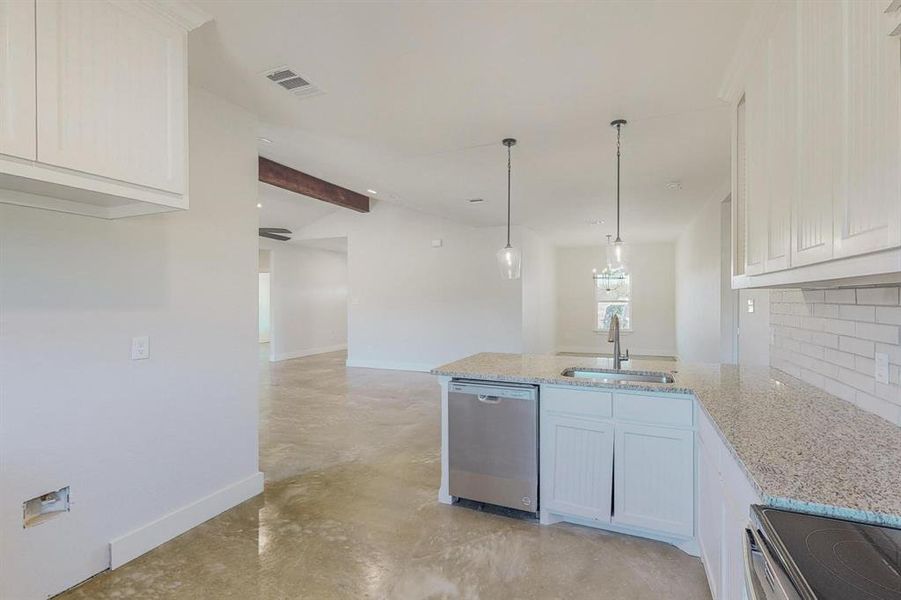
262 66 323 99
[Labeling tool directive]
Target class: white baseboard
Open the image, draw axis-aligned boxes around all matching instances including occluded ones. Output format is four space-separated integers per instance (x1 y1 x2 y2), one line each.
270 344 347 362
109 471 264 569
345 358 433 372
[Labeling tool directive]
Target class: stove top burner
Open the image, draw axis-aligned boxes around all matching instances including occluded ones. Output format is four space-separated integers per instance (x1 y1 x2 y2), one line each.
760 508 901 600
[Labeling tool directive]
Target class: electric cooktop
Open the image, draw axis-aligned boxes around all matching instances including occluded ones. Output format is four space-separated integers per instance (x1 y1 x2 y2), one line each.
758 507 901 599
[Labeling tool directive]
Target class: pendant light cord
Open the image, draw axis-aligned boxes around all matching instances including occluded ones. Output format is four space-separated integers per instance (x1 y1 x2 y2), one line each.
506 143 512 248
615 123 622 244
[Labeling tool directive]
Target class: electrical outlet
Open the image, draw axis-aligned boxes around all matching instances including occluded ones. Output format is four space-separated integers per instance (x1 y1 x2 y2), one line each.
875 352 889 384
131 336 150 360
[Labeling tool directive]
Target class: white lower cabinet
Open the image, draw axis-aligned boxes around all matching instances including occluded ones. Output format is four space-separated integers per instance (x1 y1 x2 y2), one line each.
696 408 761 600
540 385 696 547
541 414 614 521
613 423 694 537
697 427 724 599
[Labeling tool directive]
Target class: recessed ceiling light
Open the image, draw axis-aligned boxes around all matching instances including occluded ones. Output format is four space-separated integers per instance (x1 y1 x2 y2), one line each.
256 203 262 208
468 198 485 203
258 137 272 144
666 181 683 191
367 189 378 195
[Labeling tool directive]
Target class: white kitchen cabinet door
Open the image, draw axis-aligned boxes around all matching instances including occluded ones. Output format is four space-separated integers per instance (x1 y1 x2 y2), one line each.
0 0 36 160
35 0 186 194
541 414 614 521
764 6 796 273
833 0 901 258
613 424 694 537
792 0 840 267
743 56 768 276
722 487 752 600
697 435 724 599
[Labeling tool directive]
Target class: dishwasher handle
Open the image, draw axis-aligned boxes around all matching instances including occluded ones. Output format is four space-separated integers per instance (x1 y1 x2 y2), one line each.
477 394 502 404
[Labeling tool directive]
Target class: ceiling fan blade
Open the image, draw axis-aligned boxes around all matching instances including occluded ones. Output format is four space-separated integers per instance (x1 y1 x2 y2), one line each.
259 227 292 234
259 232 291 241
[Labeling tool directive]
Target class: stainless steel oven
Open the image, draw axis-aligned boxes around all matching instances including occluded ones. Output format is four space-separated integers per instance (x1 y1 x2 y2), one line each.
447 379 538 513
745 505 901 600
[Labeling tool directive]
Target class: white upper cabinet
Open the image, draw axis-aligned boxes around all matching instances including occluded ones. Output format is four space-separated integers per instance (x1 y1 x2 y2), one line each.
36 0 186 195
834 0 901 258
0 0 209 219
792 0 840 268
742 54 768 276
0 0 36 160
764 6 795 273
727 0 901 288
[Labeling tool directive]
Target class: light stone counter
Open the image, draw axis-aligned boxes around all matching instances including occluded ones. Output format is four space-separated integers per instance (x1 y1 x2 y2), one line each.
432 352 901 527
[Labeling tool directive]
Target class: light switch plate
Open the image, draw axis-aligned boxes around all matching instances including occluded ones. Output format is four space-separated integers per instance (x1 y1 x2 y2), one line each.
875 352 889 384
431 239 443 248
131 336 150 360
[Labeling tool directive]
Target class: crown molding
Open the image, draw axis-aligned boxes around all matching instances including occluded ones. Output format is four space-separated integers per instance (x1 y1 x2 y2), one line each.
137 0 213 31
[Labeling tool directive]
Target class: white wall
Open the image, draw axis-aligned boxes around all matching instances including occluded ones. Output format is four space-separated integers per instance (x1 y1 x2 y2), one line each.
522 229 557 354
556 243 676 357
266 243 348 361
0 88 261 599
292 201 524 370
675 194 725 363
259 273 272 343
738 289 771 365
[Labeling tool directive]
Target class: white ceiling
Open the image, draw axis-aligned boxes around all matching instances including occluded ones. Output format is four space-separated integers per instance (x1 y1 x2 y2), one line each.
192 0 755 244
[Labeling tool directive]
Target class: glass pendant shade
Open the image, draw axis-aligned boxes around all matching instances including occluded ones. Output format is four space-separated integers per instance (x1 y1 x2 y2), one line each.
594 236 627 292
497 244 522 280
608 239 627 273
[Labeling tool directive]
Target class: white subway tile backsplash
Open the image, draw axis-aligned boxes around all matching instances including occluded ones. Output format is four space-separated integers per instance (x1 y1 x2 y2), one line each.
855 322 899 345
811 331 839 348
839 335 875 358
824 289 856 304
876 342 901 366
824 319 856 336
824 348 855 369
875 306 901 326
839 304 875 322
856 287 900 306
801 290 826 303
854 392 900 424
813 303 839 318
771 287 901 426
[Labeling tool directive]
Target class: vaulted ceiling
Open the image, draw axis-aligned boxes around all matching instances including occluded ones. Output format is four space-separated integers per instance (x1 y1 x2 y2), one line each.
190 0 756 244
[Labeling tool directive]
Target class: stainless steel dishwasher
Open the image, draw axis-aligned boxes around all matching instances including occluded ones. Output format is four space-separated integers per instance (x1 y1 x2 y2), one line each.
448 379 538 513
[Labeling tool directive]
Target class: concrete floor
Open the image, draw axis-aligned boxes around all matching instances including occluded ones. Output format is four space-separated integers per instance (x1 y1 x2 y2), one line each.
59 350 711 599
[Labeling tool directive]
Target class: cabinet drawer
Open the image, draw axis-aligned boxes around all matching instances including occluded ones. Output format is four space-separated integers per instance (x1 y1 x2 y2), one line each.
613 393 693 428
542 386 612 419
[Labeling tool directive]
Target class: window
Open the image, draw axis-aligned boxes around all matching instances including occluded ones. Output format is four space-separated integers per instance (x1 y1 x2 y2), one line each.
596 274 631 331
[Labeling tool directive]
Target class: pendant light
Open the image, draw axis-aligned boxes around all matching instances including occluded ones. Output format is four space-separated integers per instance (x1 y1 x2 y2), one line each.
593 119 628 290
497 138 522 279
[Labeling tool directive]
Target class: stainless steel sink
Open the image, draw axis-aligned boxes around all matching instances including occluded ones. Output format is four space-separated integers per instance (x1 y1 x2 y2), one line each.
561 368 675 384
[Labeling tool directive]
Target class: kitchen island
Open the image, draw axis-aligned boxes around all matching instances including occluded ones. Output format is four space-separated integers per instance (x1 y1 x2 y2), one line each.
432 352 901 599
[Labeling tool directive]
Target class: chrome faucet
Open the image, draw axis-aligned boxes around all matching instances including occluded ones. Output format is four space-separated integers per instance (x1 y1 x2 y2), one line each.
607 314 630 369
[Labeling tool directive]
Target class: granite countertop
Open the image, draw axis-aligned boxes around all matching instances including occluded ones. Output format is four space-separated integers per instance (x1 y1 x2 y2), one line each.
432 352 901 527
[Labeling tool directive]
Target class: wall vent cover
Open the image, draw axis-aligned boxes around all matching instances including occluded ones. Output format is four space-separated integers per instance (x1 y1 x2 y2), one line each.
262 66 323 99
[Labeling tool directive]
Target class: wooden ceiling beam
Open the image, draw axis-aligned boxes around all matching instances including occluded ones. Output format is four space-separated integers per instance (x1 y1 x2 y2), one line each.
258 157 370 213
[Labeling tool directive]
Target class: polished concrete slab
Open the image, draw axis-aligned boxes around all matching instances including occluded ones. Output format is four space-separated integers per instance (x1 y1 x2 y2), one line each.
58 349 711 599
